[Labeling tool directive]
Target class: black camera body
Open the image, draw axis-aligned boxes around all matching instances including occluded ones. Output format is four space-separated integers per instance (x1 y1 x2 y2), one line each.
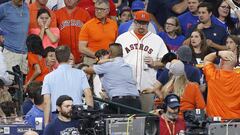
184 109 212 135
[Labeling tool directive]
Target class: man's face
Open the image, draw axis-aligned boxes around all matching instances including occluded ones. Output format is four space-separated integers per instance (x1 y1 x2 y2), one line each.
58 100 73 118
12 0 23 6
64 0 78 9
134 20 149 34
166 106 179 121
198 7 212 24
37 0 48 6
95 3 109 20
187 0 200 13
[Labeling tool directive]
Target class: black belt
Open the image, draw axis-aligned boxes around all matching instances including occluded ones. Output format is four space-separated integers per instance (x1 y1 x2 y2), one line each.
112 96 139 99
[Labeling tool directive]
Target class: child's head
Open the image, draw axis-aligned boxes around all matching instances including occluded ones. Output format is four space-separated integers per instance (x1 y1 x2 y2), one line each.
26 34 44 56
95 49 109 60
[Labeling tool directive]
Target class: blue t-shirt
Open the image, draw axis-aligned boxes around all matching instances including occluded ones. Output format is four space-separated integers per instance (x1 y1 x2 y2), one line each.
158 32 185 53
178 11 199 36
157 63 201 85
44 118 80 135
0 1 29 53
25 105 44 135
22 99 34 115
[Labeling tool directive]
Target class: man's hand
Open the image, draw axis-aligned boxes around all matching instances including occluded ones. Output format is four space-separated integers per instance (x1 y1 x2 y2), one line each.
219 51 235 61
144 56 154 67
197 23 204 30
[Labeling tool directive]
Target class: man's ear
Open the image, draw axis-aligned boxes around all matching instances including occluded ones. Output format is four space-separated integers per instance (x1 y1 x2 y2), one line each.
57 106 61 112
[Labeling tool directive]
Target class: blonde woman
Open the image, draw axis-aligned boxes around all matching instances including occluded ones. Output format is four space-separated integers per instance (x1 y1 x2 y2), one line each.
161 60 205 115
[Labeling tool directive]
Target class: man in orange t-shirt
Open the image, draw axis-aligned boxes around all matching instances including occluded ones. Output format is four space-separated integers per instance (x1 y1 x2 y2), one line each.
55 0 91 63
79 0 118 65
29 0 57 29
203 51 240 119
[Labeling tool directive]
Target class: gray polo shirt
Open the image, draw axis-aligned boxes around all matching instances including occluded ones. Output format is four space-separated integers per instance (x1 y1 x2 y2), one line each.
93 57 139 98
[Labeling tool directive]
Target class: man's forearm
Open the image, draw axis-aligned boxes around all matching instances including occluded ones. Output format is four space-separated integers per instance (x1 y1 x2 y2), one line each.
43 95 51 127
84 89 94 107
80 47 96 58
204 52 218 65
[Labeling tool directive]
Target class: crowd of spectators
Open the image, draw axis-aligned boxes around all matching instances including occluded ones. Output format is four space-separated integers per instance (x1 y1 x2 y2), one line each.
0 0 240 134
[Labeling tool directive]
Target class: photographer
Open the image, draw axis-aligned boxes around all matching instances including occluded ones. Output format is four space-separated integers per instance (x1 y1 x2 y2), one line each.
43 95 80 135
160 94 186 135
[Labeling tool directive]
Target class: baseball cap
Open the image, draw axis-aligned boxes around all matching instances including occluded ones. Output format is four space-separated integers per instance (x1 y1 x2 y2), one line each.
0 27 6 35
131 0 145 11
176 45 192 63
169 60 185 76
134 11 150 22
56 95 73 107
120 6 131 16
165 94 180 108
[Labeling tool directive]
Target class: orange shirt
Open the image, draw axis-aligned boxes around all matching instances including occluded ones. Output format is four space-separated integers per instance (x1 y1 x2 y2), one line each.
55 7 91 63
29 2 57 29
26 53 50 83
180 82 206 114
79 18 118 52
203 63 240 119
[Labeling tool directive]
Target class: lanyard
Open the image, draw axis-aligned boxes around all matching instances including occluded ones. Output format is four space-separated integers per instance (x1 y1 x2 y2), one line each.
162 115 175 135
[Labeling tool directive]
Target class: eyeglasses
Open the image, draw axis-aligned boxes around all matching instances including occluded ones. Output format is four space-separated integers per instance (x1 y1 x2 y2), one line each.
220 6 230 9
134 20 149 26
165 22 176 26
95 7 109 12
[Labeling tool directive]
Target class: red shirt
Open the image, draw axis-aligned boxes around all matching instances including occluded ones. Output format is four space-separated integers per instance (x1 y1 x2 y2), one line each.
159 115 186 135
77 0 117 18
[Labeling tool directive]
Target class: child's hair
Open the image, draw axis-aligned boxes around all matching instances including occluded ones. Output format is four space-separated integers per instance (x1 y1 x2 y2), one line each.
26 34 44 56
43 46 55 58
95 49 109 59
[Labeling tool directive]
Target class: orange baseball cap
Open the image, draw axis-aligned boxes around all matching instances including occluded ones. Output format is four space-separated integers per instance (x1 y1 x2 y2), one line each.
134 11 150 22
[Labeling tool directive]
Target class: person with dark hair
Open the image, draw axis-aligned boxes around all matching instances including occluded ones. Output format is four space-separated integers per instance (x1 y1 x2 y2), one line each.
43 46 57 70
25 84 44 135
43 95 80 135
25 34 49 88
42 46 93 126
159 94 186 135
29 8 60 49
226 35 240 66
84 43 141 114
22 81 43 115
185 2 229 51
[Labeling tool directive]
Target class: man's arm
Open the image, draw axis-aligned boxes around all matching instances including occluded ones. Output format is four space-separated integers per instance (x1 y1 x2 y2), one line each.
171 0 188 14
83 66 96 74
84 88 94 107
43 94 51 127
79 41 96 58
204 51 235 65
207 39 228 51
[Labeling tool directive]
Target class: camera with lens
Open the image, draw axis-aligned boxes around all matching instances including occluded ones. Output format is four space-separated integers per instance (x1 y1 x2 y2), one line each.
183 109 212 135
71 105 105 135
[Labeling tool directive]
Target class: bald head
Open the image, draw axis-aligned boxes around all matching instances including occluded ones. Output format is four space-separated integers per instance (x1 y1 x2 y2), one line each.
109 43 123 58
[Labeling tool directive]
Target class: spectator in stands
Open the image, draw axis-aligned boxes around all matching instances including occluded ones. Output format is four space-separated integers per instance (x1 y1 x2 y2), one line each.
22 82 43 115
25 35 49 88
226 35 240 65
225 0 240 35
43 47 57 70
43 95 80 134
0 101 18 123
29 8 59 49
147 0 188 31
189 29 211 66
116 11 168 112
118 0 158 35
160 94 186 135
42 46 93 126
0 0 29 75
185 2 229 51
55 0 91 64
84 43 141 114
117 6 132 26
77 0 117 20
25 83 44 135
158 16 185 53
0 28 12 86
161 60 205 116
178 0 201 36
29 0 57 29
203 50 240 119
212 0 237 34
79 0 118 65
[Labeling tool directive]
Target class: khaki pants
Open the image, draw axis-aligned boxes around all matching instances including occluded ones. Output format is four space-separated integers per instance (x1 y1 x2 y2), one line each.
2 48 28 76
140 93 155 112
